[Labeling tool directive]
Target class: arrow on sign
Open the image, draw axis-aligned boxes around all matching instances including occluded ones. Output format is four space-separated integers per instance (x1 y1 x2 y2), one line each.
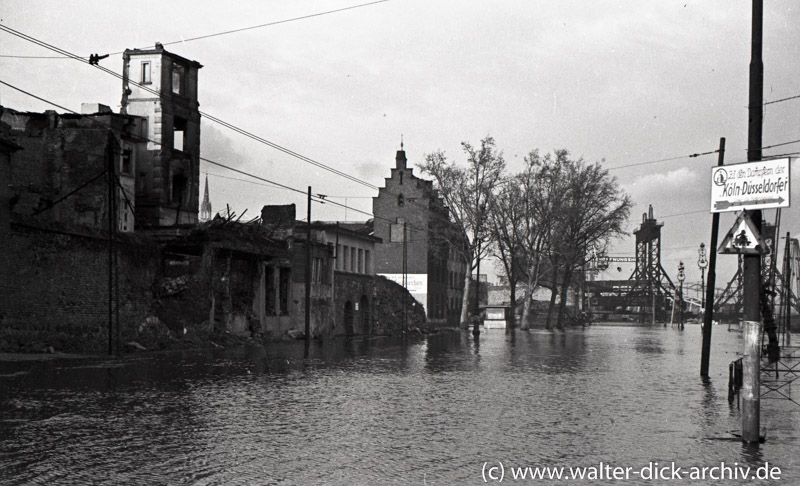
714 196 785 210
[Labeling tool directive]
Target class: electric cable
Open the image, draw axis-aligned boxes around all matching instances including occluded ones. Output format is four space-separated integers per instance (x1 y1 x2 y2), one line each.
0 1 391 59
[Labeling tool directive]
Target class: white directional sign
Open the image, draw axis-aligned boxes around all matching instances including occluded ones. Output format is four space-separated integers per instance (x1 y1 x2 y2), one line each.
710 158 791 213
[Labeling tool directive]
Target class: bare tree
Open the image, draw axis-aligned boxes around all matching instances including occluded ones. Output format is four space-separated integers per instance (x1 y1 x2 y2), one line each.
548 150 631 328
488 179 524 328
420 136 505 328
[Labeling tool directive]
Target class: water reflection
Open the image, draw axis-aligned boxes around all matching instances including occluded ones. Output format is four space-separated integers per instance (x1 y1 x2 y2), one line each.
0 325 797 485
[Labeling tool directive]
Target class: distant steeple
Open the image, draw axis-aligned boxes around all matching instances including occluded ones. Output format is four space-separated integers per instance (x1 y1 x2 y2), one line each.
396 135 407 169
200 173 212 221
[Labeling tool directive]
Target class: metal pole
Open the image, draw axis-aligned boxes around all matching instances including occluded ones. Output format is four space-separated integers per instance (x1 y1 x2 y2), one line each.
305 186 312 342
701 138 725 377
742 0 763 444
701 267 706 309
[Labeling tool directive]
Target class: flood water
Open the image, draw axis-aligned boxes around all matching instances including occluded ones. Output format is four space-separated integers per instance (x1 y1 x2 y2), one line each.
1 324 798 485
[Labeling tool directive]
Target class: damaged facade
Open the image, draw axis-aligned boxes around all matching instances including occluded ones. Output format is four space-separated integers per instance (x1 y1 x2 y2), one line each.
0 45 426 353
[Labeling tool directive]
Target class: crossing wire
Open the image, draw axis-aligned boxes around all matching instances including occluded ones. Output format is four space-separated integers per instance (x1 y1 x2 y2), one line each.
0 23 468 234
0 1 391 59
0 23 381 191
2 24 737 241
0 78 439 237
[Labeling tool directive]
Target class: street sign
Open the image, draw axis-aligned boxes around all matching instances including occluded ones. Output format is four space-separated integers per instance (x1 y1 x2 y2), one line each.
597 256 637 263
718 211 768 255
710 158 791 213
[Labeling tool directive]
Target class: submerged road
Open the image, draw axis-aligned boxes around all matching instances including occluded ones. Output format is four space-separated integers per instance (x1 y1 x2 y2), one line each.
1 324 798 484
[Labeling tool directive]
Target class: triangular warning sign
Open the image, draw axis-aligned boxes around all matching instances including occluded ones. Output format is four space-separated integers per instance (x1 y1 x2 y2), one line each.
718 211 769 255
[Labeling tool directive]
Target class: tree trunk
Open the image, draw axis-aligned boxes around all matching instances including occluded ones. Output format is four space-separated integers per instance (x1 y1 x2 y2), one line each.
460 269 471 329
521 283 532 330
508 278 517 329
557 270 572 329
545 266 559 330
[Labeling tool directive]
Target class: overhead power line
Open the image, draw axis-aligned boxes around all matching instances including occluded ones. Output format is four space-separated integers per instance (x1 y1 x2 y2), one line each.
764 93 800 106
0 23 381 192
0 23 457 227
0 78 439 236
0 0 391 59
608 150 718 171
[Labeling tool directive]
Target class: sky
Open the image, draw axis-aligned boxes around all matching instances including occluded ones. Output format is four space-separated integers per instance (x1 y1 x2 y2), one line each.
2 0 800 290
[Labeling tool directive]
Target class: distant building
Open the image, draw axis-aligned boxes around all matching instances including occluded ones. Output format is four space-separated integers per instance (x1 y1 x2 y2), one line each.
122 43 203 227
372 146 467 325
200 173 212 221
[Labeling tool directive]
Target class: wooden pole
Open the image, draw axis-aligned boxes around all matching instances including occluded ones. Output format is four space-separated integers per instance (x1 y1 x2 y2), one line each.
305 186 312 341
403 221 407 332
701 138 725 377
742 0 763 444
107 134 114 355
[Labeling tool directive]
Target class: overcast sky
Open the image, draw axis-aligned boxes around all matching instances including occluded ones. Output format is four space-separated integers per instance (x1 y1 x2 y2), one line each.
2 0 799 288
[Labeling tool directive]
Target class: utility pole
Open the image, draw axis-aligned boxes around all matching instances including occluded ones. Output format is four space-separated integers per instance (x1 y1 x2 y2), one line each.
742 0 764 444
106 132 119 356
107 135 114 355
305 186 312 342
678 261 685 330
701 138 725 377
403 221 407 332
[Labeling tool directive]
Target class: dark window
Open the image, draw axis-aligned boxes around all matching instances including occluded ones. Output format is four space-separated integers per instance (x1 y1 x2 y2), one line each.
279 268 290 314
265 266 277 315
397 194 404 207
136 172 146 194
121 146 132 175
312 257 324 284
399 171 404 184
171 169 187 204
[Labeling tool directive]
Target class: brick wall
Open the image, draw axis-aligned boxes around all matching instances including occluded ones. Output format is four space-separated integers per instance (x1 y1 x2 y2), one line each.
1 222 157 352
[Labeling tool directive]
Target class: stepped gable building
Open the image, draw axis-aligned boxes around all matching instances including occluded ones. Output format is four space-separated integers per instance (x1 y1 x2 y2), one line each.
372 145 468 325
122 43 203 227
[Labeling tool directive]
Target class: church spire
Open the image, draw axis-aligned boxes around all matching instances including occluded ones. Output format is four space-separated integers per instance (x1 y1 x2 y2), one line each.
200 172 212 221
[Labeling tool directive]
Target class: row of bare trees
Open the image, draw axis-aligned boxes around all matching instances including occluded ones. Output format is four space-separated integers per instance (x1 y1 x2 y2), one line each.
419 136 631 329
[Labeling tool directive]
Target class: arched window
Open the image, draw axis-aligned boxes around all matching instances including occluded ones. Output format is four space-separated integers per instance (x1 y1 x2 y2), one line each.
397 194 405 207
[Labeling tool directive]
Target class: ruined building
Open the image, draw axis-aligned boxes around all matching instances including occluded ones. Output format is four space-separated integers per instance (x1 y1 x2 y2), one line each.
121 43 203 227
1 104 145 232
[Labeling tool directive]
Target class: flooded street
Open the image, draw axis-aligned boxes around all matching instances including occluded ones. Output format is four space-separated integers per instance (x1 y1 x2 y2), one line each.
1 324 798 485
